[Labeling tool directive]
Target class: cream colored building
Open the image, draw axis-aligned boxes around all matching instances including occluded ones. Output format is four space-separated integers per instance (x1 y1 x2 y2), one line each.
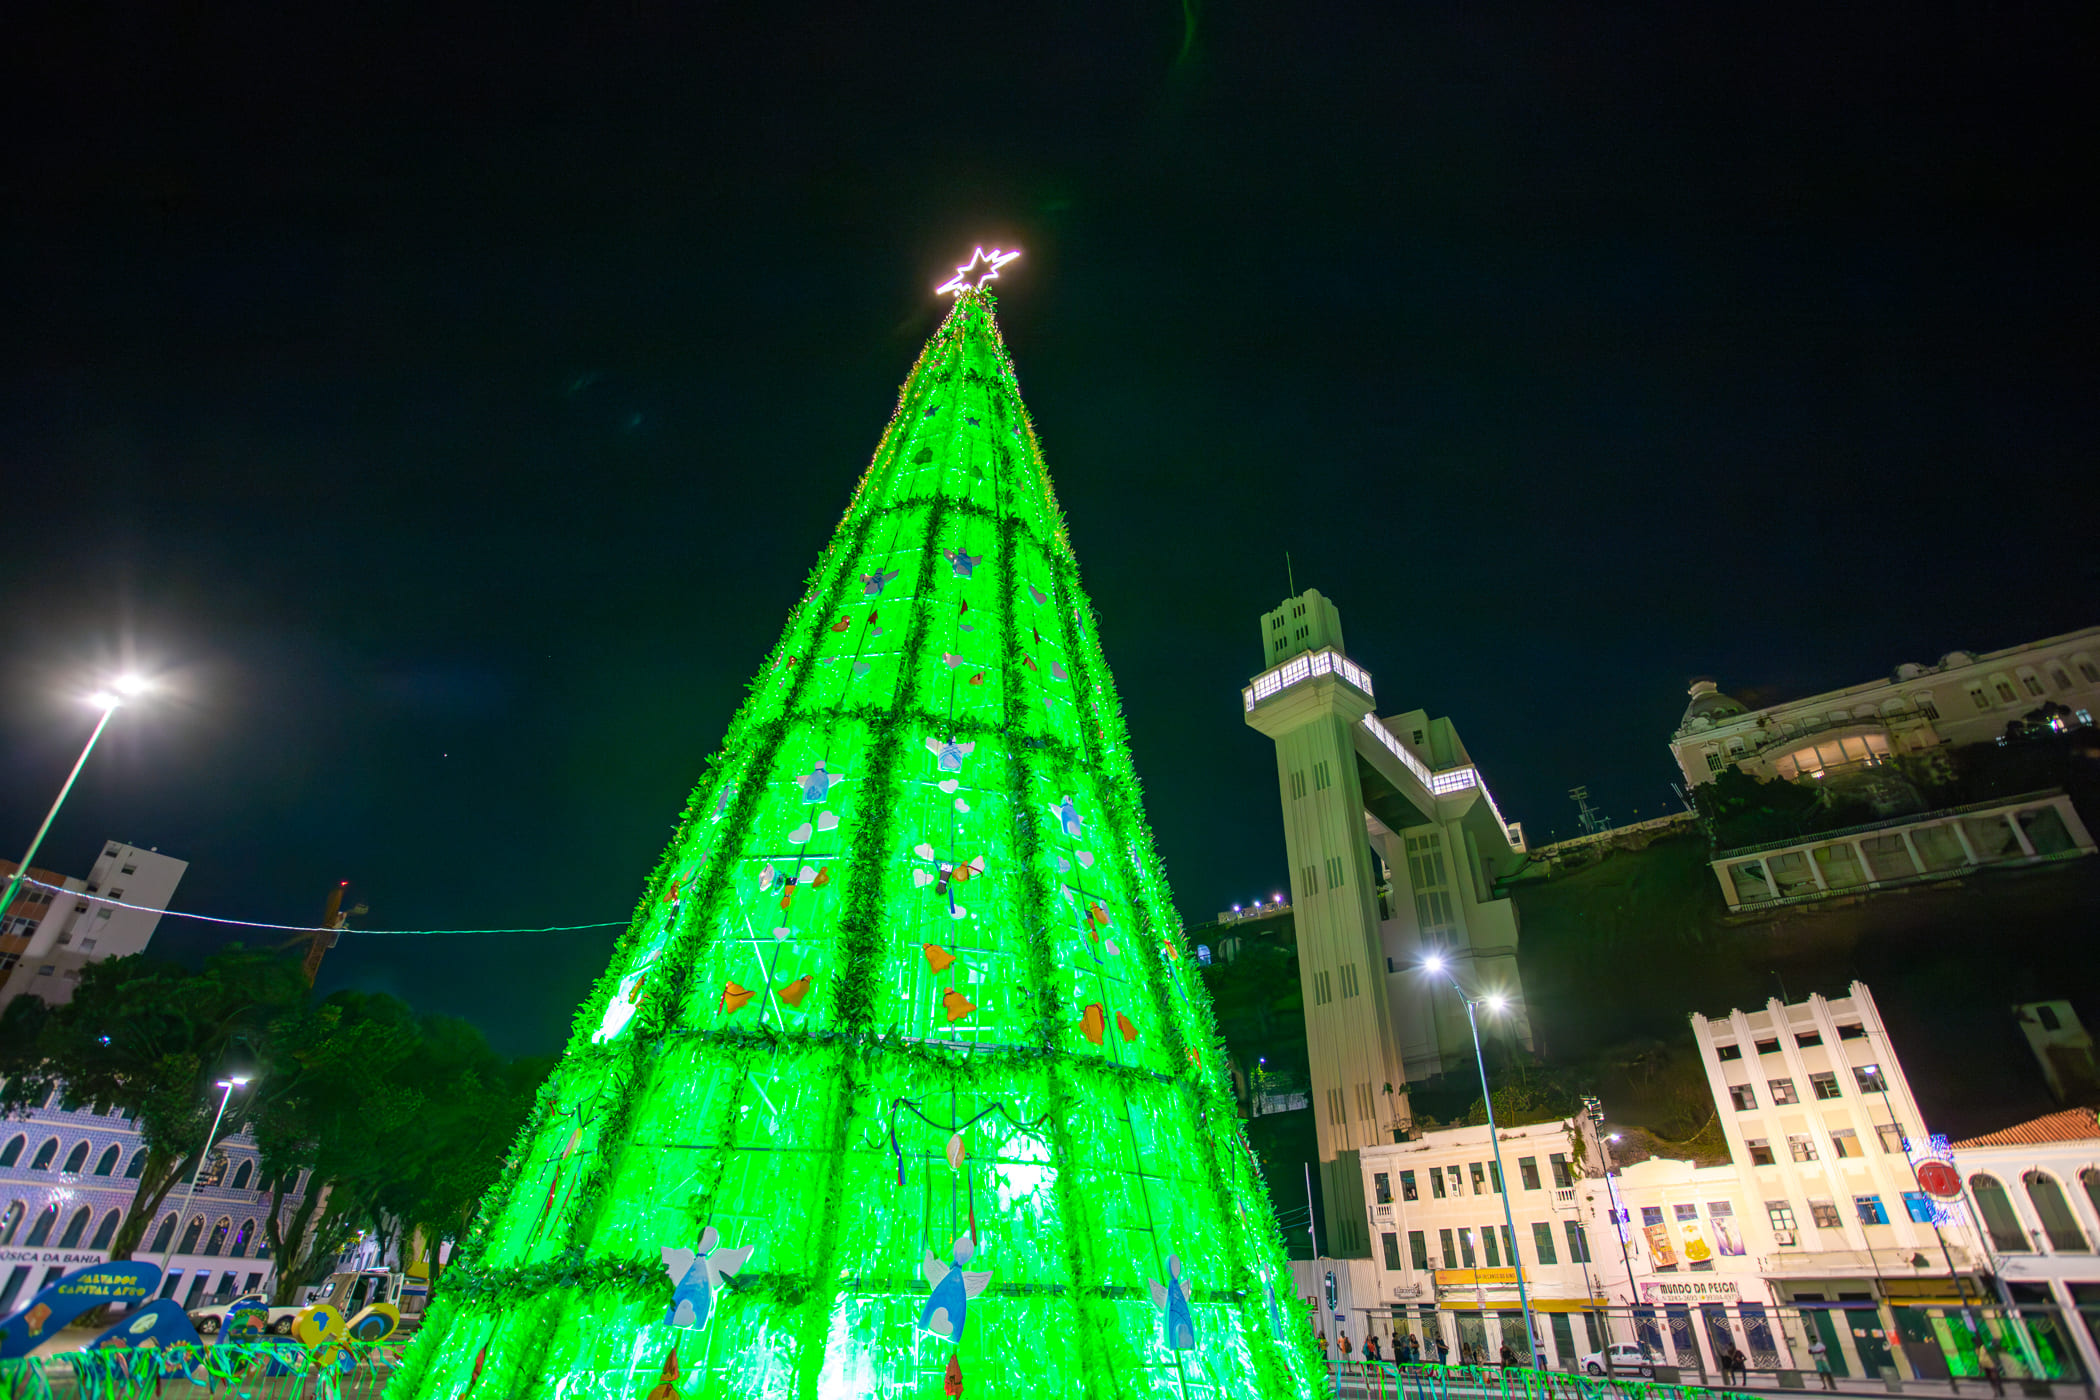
0 841 187 1010
1672 626 2100 790
1691 983 1994 1380
1357 1120 1607 1368
1244 588 1531 1258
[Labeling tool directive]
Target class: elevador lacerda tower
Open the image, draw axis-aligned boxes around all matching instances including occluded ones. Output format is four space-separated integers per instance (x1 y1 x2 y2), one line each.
386 253 1321 1400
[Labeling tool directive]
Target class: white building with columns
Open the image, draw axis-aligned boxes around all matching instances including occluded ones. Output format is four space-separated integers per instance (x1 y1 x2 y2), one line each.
1950 1108 2100 1377
1243 588 1531 1259
1671 627 2100 791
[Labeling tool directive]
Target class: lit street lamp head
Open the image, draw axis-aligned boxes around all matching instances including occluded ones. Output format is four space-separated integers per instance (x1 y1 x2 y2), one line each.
84 690 121 711
114 673 153 696
1484 993 1509 1014
1421 953 1446 975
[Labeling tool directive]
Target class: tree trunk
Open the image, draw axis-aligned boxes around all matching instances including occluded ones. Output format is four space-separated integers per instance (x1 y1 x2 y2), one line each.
267 1180 358 1306
104 1141 199 1262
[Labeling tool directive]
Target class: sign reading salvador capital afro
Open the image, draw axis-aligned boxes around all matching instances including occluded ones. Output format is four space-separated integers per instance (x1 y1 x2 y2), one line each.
0 1261 161 1359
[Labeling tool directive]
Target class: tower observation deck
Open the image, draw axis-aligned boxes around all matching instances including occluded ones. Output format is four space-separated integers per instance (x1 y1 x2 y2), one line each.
1243 589 1533 1258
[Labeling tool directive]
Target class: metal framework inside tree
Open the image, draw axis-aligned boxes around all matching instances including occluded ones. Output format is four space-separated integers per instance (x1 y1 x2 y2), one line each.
387 286 1320 1399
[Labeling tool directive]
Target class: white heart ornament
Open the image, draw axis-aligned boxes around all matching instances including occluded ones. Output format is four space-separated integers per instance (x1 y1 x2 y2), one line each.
788 822 814 844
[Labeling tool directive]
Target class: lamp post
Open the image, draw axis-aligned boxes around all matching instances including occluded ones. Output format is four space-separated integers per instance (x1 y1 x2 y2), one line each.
1859 1066 2020 1377
1597 1129 1644 1351
1422 955 1539 1370
0 675 154 924
157 1076 251 1291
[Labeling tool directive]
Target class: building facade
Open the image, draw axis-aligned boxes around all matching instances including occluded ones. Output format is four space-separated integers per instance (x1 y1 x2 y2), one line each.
1243 588 1531 1257
1950 1108 2100 1377
1671 626 2100 792
0 841 187 1008
1357 1120 1607 1368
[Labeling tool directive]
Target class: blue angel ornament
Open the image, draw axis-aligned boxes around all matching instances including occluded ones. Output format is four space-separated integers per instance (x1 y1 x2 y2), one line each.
1150 1255 1196 1350
917 1233 993 1341
660 1225 754 1330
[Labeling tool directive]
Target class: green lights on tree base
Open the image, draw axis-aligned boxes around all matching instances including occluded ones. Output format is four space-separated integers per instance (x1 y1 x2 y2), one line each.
389 289 1319 1397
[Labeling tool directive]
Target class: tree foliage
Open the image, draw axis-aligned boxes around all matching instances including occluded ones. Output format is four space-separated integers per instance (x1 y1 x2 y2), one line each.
0 947 306 1260
0 949 547 1300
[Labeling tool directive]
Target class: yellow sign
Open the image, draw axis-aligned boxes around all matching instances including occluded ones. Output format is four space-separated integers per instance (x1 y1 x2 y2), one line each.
1434 1268 1519 1288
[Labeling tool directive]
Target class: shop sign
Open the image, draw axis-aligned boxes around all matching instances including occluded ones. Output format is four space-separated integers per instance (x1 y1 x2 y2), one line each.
0 1249 104 1268
1640 1279 1741 1303
1435 1268 1518 1288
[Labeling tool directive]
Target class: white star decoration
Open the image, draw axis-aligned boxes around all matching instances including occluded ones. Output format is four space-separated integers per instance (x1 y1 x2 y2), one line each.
936 247 1021 296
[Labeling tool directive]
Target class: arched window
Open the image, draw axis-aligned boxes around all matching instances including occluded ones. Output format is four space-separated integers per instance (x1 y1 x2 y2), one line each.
231 1160 253 1191
148 1215 177 1253
24 1205 59 1247
91 1209 122 1250
125 1151 146 1179
0 1136 23 1168
178 1215 205 1254
203 1218 230 1256
61 1142 90 1174
2082 1168 2100 1224
2024 1171 2089 1252
0 1201 23 1246
57 1206 92 1249
230 1219 256 1258
92 1145 121 1176
1971 1174 2031 1252
27 1139 59 1171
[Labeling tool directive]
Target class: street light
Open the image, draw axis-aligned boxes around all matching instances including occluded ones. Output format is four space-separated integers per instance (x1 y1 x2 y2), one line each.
157 1075 251 1289
1858 1065 2023 1375
1420 955 1540 1370
0 675 157 924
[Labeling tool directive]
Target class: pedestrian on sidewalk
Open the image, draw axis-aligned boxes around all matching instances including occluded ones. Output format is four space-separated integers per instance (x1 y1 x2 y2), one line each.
1810 1338 1836 1390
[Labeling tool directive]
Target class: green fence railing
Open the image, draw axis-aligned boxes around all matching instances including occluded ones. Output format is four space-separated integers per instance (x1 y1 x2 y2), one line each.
0 1340 403 1400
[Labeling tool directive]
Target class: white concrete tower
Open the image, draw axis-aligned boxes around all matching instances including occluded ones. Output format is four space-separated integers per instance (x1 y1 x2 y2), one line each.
1245 589 1533 1257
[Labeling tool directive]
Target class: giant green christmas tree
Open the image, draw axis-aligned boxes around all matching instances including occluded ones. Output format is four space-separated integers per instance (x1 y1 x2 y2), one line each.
388 257 1321 1400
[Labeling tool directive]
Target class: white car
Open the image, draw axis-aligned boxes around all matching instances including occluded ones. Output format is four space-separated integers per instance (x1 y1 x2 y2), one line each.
1579 1342 1656 1377
188 1298 304 1337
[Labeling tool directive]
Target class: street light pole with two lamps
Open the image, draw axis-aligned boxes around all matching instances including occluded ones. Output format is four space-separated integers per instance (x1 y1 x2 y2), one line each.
0 674 155 924
1422 953 1541 1370
157 1075 252 1290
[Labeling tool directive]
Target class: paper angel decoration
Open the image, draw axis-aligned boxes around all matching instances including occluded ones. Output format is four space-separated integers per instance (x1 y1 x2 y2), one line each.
1150 1255 1195 1350
918 1233 992 1340
661 1226 754 1330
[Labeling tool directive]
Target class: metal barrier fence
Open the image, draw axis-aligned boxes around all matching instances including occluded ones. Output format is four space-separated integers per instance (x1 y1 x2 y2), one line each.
0 1340 402 1399
1340 1301 2096 1389
1319 1362 2095 1400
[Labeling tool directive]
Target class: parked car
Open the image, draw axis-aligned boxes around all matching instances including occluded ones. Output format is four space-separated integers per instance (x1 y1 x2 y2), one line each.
1579 1342 1656 1377
188 1296 304 1337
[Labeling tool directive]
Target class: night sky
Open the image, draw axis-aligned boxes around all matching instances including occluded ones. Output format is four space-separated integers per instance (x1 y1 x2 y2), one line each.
4 3 2093 1056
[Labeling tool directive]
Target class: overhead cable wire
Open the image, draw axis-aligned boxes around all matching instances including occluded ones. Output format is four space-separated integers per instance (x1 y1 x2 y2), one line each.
9 875 627 937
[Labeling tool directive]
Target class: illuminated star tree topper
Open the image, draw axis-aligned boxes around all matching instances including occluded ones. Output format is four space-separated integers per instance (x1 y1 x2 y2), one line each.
935 246 1021 296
